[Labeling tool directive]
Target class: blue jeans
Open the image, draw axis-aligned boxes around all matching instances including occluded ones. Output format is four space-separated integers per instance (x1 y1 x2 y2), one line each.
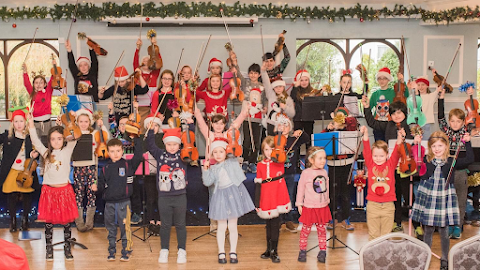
283 174 296 222
104 200 131 256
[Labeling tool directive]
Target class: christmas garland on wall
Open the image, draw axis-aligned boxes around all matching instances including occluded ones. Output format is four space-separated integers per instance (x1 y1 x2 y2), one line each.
1 2 479 25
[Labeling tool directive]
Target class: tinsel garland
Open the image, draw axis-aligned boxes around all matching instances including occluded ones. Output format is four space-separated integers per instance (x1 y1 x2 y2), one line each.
0 2 479 25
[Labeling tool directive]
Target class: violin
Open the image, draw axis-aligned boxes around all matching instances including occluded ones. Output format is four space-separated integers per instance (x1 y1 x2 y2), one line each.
50 53 65 89
125 96 141 137
396 123 416 174
225 112 242 157
16 158 37 189
224 42 244 102
174 74 194 113
61 107 82 140
411 126 426 176
271 116 288 163
464 86 480 128
429 66 453 93
273 30 287 56
168 116 181 128
94 123 109 159
180 122 199 162
406 83 427 127
127 70 142 92
393 70 406 104
78 32 108 56
146 29 163 71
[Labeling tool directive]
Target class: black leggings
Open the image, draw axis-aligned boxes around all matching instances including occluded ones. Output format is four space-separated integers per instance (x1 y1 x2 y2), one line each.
131 176 143 215
242 121 263 163
144 175 159 222
265 217 281 242
8 192 32 219
158 194 187 250
424 226 449 262
394 174 420 227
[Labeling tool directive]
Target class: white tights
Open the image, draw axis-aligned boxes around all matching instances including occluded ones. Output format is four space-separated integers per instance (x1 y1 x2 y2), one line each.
216 218 238 255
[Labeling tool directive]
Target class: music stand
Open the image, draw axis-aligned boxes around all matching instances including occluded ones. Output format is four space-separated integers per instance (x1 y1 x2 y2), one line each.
302 95 341 130
308 133 359 255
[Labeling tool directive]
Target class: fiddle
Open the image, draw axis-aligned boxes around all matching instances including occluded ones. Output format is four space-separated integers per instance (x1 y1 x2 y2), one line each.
50 53 65 89
396 123 416 174
429 66 453 93
94 121 109 159
126 69 142 92
271 115 288 163
226 112 242 157
406 82 427 127
273 30 287 56
462 82 480 128
410 125 426 176
393 71 407 104
125 96 141 137
77 32 108 56
16 158 38 189
224 42 244 102
180 120 199 162
146 29 163 70
174 74 194 113
61 108 82 140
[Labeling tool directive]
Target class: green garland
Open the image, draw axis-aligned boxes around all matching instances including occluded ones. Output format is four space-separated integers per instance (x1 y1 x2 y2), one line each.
1 2 479 24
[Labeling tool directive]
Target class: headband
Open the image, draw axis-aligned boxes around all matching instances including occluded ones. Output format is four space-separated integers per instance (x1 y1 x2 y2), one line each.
430 136 448 143
308 149 325 161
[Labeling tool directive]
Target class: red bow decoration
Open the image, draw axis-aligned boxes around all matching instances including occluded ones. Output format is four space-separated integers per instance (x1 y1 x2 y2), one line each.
342 69 352 75
167 99 179 111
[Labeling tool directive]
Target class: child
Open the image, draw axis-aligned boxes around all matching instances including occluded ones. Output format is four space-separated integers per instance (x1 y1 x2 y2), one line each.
196 58 230 92
369 67 408 141
71 109 109 232
255 136 291 263
196 73 233 118
151 70 177 130
261 63 295 135
146 126 188 264
28 113 78 261
22 63 54 136
438 86 471 238
99 66 148 123
202 137 255 264
0 109 38 232
93 137 143 262
263 32 290 82
410 77 437 138
175 65 196 99
65 39 99 102
291 70 317 137
360 125 402 240
108 102 134 154
411 131 473 270
296 147 332 263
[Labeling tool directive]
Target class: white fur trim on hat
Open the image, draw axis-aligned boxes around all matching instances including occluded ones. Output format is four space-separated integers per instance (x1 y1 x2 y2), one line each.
163 136 181 144
210 139 228 153
375 67 393 82
275 113 292 128
75 109 93 124
271 80 286 89
144 116 162 129
76 57 91 67
295 70 310 82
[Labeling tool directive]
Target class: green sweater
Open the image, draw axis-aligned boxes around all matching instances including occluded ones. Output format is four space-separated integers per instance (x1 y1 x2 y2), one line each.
369 84 409 116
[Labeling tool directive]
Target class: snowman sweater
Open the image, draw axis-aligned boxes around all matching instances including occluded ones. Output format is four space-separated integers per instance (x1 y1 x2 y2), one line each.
146 130 187 196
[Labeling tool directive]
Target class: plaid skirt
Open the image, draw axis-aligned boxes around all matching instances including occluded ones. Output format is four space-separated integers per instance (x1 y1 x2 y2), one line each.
411 177 460 227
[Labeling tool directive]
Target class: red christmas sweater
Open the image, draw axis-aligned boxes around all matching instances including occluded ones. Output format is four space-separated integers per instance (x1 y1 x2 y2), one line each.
196 88 232 118
133 49 161 88
196 72 232 92
363 139 400 203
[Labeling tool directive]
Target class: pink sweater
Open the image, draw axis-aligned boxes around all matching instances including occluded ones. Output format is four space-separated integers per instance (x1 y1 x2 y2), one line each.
296 168 330 208
23 73 53 119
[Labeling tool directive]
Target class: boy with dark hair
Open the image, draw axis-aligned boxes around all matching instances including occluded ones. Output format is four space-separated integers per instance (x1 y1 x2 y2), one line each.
262 32 290 82
93 137 144 262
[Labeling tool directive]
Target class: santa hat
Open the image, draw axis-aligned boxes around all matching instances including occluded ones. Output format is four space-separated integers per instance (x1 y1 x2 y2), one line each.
144 113 162 129
208 58 222 72
271 79 286 89
335 107 349 117
115 66 130 81
10 108 27 122
75 108 93 123
375 67 393 82
162 128 182 144
159 164 171 174
415 77 430 86
250 88 262 95
295 70 310 82
210 137 229 153
76 57 91 67
275 113 292 128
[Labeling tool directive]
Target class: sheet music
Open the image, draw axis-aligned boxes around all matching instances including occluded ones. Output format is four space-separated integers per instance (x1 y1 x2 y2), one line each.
338 131 361 155
343 95 362 117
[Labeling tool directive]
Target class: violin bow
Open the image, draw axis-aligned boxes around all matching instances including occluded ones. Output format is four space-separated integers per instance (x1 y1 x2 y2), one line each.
286 130 304 155
220 9 234 48
440 43 462 92
66 0 79 42
104 50 125 87
174 48 185 81
193 42 205 79
144 93 168 139
260 25 265 59
364 49 371 95
328 59 331 87
444 137 464 189
401 36 412 80
23 27 39 64
138 4 143 40
347 130 364 185
194 35 212 80
298 43 312 84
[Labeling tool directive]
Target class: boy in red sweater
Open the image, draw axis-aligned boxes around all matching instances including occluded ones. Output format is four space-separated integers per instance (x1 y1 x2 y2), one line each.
360 125 403 240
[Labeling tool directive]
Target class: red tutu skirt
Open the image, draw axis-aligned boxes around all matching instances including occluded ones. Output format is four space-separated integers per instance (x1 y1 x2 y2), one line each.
38 184 78 225
299 206 332 225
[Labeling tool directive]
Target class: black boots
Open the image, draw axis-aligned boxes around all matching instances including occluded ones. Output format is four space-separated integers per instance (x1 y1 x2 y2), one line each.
260 240 271 259
269 240 280 263
9 216 17 232
45 223 53 261
64 223 74 260
21 216 29 231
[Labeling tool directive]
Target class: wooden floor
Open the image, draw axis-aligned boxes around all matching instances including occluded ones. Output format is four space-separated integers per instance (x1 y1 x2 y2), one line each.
3 222 479 270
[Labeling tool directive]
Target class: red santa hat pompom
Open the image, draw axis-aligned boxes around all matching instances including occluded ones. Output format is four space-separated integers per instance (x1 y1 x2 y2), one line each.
295 69 310 82
162 128 182 144
375 67 393 82
210 137 229 153
114 66 130 81
208 58 222 73
76 57 91 67
271 79 286 89
415 77 430 86
144 113 163 129
75 108 94 124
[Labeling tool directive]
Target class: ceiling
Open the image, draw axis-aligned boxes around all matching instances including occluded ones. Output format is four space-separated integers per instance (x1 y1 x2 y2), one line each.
0 0 476 11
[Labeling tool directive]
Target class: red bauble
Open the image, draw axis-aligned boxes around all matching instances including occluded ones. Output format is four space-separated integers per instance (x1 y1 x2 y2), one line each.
146 17 150 22
360 18 364 22
12 23 17 28
220 8 224 12
249 19 254 24
73 18 77 22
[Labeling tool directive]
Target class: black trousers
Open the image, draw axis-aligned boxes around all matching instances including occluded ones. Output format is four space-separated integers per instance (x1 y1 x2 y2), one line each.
8 192 32 219
394 173 420 227
144 175 160 222
265 217 281 242
242 121 263 163
158 194 187 250
131 176 143 215
328 163 352 222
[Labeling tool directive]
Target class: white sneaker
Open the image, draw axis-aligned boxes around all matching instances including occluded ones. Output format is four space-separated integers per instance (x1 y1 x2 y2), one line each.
177 248 187 264
158 249 169 263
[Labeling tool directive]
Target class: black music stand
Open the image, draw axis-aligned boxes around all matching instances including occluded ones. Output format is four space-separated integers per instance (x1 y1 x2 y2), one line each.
302 95 341 130
307 133 359 255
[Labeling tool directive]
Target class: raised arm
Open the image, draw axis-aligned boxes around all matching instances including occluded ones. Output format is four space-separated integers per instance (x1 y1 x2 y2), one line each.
28 127 47 156
194 107 209 139
146 129 165 160
89 49 98 75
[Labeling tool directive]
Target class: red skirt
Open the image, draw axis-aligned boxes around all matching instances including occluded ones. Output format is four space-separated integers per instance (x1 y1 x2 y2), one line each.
299 206 332 225
38 184 78 225
257 179 291 219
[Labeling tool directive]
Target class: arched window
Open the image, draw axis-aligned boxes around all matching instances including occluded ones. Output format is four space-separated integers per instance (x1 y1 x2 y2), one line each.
0 39 61 119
